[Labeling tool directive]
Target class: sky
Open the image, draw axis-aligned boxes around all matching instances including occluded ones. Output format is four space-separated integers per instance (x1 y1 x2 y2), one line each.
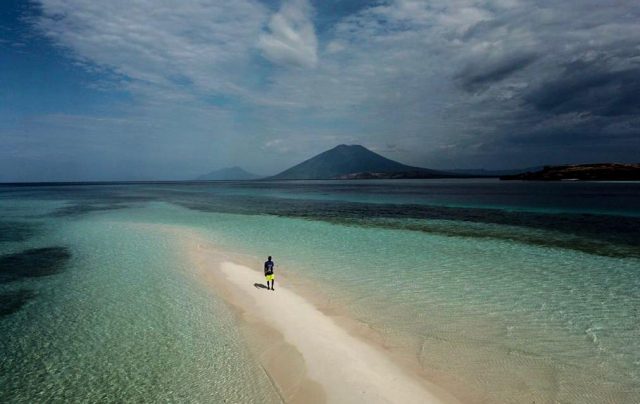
1 0 639 181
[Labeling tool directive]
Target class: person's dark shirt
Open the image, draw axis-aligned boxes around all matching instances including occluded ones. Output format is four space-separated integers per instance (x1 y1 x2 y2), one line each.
264 260 274 275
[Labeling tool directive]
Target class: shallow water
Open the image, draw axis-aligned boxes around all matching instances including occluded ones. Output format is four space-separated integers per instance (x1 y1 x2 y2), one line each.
0 200 279 403
1 180 639 402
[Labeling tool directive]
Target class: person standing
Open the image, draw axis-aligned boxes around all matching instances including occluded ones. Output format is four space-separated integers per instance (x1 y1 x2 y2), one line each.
264 256 275 291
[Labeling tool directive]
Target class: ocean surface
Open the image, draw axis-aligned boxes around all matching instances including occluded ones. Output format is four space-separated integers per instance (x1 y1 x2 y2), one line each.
1 179 639 402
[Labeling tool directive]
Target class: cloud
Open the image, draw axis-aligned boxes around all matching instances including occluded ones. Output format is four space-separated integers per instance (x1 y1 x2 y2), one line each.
14 0 640 179
258 0 318 68
250 0 640 166
455 51 538 92
526 61 640 117
32 0 268 99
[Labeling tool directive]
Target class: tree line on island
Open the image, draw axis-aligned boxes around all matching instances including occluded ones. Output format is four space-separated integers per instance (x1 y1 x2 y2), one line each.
197 144 640 181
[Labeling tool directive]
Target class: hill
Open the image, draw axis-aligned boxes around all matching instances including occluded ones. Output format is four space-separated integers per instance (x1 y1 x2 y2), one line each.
196 166 260 181
446 166 544 177
500 163 640 181
268 144 456 180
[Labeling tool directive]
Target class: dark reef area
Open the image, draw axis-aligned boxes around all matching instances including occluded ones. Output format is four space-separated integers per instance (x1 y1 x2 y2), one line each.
0 247 71 283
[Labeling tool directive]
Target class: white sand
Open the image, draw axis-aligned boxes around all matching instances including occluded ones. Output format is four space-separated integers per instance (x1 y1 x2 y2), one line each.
128 223 459 403
216 260 451 404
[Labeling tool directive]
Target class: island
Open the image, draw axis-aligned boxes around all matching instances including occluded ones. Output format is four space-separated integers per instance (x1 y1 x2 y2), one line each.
500 163 640 181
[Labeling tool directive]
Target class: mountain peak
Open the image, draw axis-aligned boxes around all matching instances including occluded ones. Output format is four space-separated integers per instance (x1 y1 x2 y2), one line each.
331 144 367 151
269 144 453 180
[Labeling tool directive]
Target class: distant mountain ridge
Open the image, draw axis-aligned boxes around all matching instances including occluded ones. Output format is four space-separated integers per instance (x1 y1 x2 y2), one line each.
446 166 544 177
268 144 456 180
500 163 640 181
196 166 260 181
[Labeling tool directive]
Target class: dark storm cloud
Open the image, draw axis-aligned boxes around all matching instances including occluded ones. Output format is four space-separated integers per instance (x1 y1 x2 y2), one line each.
485 51 640 165
502 126 636 148
526 62 640 117
442 1 640 167
456 52 538 92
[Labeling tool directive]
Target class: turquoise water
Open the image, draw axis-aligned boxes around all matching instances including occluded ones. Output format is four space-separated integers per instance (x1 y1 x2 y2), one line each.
1 180 639 402
0 201 279 402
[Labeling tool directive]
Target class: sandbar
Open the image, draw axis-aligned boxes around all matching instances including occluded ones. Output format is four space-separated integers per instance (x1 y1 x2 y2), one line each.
188 239 459 404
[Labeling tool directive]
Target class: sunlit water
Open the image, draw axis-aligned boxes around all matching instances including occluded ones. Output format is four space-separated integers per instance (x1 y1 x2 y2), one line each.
1 180 639 402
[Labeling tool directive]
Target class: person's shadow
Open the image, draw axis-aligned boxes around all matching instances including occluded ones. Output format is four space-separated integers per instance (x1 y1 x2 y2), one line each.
254 283 269 290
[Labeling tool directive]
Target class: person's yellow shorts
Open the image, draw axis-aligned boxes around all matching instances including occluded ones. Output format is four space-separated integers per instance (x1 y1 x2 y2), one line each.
265 274 275 281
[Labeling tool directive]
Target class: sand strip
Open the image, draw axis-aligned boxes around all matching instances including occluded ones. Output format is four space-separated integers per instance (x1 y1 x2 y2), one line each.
128 222 459 403
201 251 454 404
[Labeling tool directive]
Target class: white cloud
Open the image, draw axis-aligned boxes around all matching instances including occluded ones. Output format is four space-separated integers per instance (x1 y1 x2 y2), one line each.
258 0 318 68
33 0 268 99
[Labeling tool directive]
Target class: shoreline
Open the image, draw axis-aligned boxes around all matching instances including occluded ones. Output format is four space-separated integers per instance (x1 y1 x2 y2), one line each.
187 236 461 404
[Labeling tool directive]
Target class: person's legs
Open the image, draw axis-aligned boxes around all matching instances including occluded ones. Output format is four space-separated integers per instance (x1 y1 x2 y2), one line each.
266 275 275 290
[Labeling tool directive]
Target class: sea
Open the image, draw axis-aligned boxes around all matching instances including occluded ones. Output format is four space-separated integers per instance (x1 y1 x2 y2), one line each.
1 179 639 403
